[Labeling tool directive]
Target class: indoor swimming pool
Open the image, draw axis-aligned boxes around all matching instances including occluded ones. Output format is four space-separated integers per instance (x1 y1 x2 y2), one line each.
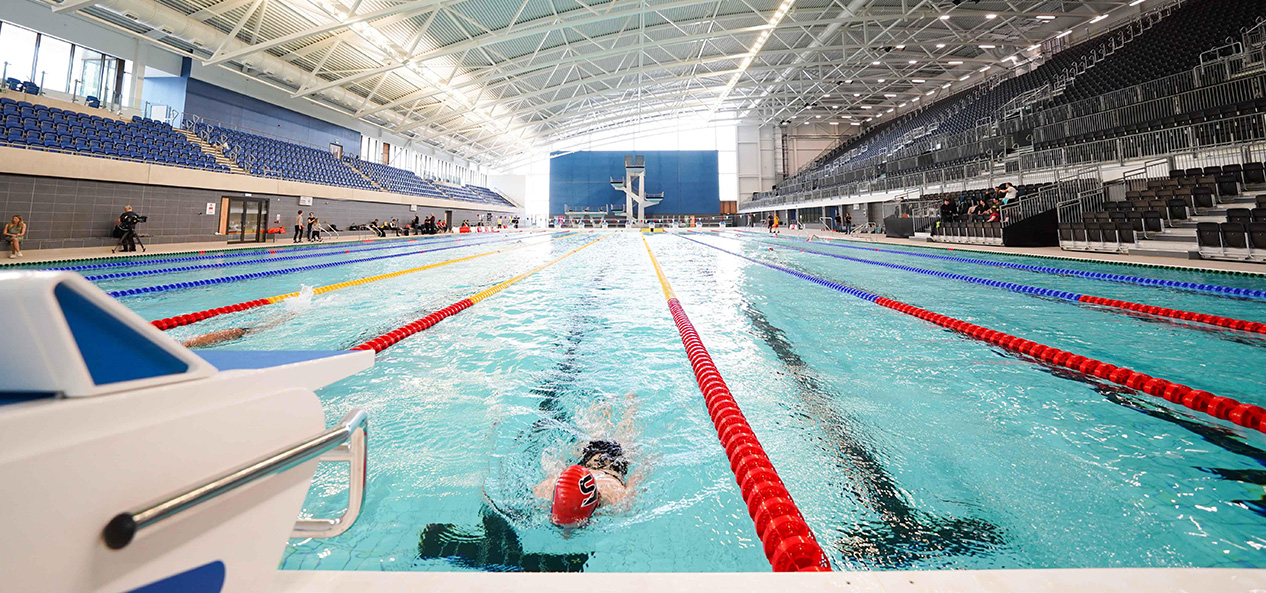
40 230 1266 573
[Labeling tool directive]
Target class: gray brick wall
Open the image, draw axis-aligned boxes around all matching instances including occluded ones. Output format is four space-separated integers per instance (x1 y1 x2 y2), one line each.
0 173 509 250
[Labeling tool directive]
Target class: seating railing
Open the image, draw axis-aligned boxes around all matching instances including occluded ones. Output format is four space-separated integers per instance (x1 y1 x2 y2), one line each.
1032 73 1265 145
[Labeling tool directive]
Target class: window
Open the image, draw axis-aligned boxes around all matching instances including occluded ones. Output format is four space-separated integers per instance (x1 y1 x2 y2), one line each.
35 35 71 93
74 47 104 99
0 22 38 82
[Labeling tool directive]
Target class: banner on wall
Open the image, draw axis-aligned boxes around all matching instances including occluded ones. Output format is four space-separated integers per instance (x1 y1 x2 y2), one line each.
299 196 313 206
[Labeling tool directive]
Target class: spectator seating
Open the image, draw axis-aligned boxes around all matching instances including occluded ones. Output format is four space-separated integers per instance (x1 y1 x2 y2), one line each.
344 156 516 207
762 0 1266 207
0 97 226 172
195 123 375 190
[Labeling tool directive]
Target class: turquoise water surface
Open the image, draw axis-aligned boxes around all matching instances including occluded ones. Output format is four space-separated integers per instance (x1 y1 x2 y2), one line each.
61 230 1266 572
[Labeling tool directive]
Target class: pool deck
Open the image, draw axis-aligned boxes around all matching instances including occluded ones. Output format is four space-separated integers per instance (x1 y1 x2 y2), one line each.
0 229 545 266
722 228 1266 276
273 567 1266 592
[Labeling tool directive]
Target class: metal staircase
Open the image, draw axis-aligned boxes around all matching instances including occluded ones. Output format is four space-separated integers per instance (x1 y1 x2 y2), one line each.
177 128 245 175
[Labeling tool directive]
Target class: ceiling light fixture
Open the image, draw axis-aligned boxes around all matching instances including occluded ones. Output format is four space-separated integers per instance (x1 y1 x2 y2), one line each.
1026 44 1040 51
884 93 896 97
948 60 963 65
909 60 918 64
895 45 906 49
985 13 997 19
1036 15 1056 20
1056 30 1072 38
939 14 950 20
979 44 996 49
713 0 797 114
872 61 882 65
912 79 925 83
877 78 886 82
1129 0 1145 5
1090 14 1108 23
936 43 946 48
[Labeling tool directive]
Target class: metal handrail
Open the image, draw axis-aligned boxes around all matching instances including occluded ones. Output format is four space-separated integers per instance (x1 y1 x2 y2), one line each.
103 409 369 550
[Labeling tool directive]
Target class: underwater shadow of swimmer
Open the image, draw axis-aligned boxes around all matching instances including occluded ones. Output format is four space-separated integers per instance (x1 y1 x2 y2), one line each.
739 300 1006 568
418 507 589 572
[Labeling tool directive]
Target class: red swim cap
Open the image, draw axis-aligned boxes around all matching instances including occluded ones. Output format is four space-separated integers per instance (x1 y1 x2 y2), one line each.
551 465 598 525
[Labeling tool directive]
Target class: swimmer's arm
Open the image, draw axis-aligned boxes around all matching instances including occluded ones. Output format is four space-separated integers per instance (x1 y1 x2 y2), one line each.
599 482 631 505
181 328 249 349
532 476 555 499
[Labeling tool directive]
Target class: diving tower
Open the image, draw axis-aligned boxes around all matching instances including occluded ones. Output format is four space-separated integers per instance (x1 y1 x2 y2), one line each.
609 154 663 225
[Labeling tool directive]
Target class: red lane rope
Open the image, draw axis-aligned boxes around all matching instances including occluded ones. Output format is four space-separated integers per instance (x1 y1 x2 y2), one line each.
643 237 831 572
350 235 606 353
871 296 1266 432
678 235 1266 435
1075 295 1266 334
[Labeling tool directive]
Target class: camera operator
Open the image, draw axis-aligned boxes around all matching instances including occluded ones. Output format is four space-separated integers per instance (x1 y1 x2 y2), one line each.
116 205 143 252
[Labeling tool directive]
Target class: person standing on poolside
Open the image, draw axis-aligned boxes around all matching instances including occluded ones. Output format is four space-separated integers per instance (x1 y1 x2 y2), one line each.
294 210 305 243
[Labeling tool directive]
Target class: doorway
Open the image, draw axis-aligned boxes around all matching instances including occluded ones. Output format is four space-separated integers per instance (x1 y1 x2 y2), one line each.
219 196 270 243
444 210 452 232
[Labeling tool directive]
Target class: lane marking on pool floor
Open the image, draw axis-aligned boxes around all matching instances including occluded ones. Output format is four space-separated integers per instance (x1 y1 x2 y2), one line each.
675 234 1266 435
81 234 480 280
643 236 832 572
351 234 607 353
731 230 1266 300
712 232 1266 336
108 233 561 298
152 233 572 331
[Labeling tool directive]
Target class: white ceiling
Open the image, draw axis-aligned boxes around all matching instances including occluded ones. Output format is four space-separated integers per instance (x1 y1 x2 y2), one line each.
53 0 1145 168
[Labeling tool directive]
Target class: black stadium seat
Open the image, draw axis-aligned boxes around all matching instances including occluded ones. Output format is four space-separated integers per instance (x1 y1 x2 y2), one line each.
1245 163 1266 184
1221 222 1249 249
1227 208 1253 224
1250 222 1266 250
1197 222 1222 249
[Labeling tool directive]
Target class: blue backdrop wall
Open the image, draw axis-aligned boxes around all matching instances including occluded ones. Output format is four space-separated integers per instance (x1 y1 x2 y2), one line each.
183 79 361 150
548 151 719 215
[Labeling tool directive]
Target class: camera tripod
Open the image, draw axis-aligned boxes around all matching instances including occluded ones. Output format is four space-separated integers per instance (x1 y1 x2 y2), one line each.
111 228 147 254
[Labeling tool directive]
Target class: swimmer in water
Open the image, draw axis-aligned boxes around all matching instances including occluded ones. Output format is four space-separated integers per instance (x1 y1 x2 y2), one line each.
180 311 296 348
533 393 638 524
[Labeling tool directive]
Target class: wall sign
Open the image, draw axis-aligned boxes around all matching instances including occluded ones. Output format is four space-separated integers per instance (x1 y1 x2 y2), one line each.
205 203 216 215
299 196 313 206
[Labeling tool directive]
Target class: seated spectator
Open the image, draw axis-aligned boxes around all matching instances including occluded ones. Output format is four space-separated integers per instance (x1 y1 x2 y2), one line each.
4 215 26 258
1002 183 1018 205
939 198 956 223
986 207 1000 223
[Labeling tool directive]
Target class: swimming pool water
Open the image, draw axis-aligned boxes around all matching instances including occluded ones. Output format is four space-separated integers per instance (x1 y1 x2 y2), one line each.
80 230 1266 572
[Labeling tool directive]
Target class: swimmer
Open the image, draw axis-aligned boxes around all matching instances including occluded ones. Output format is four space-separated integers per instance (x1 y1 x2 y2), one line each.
533 393 638 525
180 312 295 348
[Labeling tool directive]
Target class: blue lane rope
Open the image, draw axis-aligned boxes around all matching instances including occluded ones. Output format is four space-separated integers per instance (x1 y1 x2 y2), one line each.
107 233 564 298
712 233 1085 301
53 236 426 272
84 236 469 281
675 235 882 302
732 231 1266 299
